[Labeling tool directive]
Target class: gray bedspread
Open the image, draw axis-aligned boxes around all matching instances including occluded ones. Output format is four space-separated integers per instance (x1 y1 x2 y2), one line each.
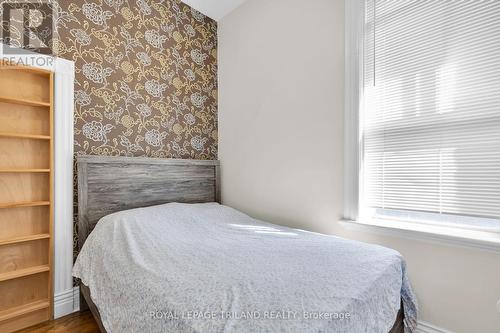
73 203 417 333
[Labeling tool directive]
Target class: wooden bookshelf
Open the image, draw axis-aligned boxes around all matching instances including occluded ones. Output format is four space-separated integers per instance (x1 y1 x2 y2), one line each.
0 96 50 108
0 234 51 247
0 300 50 322
0 60 52 76
0 63 53 332
0 169 50 173
0 265 50 282
0 201 51 209
0 132 51 140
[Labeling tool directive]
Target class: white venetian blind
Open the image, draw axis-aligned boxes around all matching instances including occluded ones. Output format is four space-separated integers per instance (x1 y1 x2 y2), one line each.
361 0 500 225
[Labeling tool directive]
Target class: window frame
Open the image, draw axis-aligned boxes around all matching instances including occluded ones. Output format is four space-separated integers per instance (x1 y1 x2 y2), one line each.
342 0 500 252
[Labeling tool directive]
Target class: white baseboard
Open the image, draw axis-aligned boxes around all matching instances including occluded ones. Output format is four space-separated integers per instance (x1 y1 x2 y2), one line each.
73 286 80 312
416 320 455 333
54 286 80 318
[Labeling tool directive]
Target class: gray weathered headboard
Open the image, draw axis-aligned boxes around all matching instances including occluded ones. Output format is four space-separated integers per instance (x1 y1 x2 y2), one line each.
77 155 220 249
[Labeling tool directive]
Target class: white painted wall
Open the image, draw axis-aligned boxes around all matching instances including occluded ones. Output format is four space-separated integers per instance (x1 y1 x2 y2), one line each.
181 0 249 20
218 1 500 332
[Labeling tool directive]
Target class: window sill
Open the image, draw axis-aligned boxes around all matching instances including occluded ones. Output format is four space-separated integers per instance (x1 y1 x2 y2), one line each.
339 218 500 253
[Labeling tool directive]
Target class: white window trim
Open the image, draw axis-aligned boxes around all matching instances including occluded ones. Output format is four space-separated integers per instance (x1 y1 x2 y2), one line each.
342 0 500 253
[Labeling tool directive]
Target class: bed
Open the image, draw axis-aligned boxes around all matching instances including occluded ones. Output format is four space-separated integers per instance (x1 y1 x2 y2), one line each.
73 156 417 333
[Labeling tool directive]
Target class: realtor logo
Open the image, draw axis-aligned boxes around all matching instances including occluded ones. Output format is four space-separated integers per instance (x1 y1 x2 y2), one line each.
1 0 54 54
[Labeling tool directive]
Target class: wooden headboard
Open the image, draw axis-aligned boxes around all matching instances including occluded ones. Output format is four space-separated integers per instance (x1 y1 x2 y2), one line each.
77 155 220 249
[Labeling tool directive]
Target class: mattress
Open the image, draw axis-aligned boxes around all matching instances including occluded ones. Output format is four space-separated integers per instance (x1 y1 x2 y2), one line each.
73 202 417 333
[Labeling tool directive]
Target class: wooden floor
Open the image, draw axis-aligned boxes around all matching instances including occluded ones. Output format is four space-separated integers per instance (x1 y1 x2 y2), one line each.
16 311 99 333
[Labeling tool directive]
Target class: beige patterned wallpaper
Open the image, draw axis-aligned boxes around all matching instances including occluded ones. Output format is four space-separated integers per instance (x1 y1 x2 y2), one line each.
58 0 218 158
1 0 217 265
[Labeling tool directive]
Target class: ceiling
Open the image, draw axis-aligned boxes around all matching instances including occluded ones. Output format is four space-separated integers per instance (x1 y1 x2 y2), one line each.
181 0 249 21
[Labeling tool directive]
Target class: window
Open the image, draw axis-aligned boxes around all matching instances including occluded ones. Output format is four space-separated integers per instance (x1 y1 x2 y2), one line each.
345 0 500 235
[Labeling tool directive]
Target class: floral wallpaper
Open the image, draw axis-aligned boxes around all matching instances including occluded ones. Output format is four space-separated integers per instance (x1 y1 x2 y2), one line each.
57 0 218 158
1 0 217 272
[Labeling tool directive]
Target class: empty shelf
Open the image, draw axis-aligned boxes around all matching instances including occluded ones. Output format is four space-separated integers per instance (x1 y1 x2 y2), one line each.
0 300 50 322
0 265 50 282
